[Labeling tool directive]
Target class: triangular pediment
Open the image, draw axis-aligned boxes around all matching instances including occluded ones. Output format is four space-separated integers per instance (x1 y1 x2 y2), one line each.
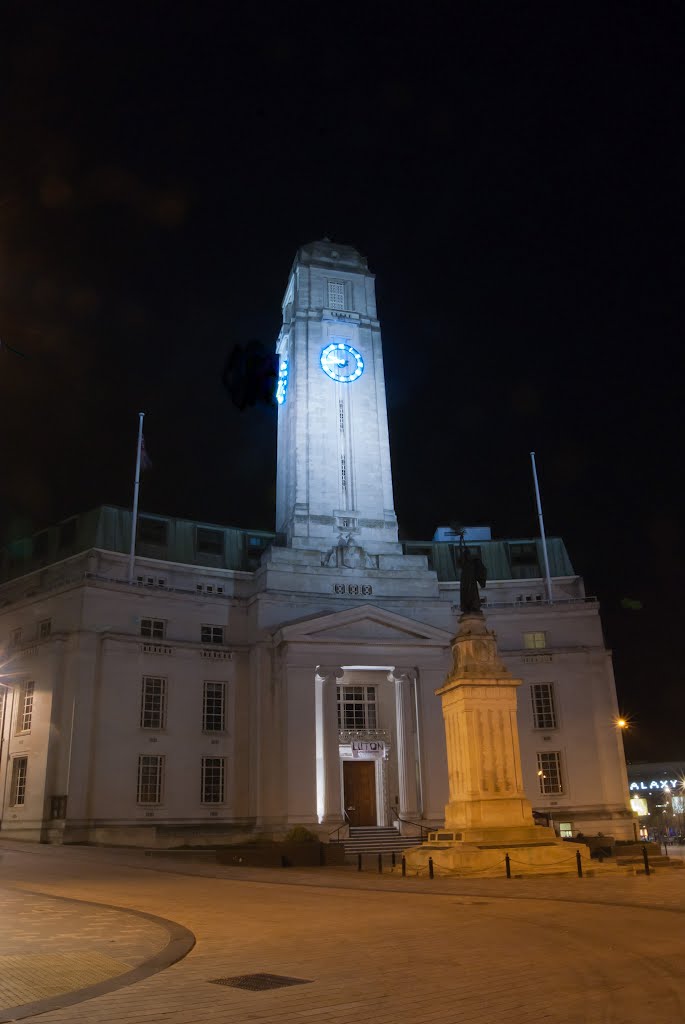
275 604 453 647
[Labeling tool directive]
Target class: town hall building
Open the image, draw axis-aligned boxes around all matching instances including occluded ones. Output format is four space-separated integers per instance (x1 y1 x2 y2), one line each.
0 240 634 846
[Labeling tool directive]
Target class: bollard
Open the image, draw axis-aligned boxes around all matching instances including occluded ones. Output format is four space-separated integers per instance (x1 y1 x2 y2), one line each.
392 851 396 867
378 852 382 874
428 856 434 879
505 852 511 879
357 853 362 872
642 845 650 876
402 855 406 877
576 849 583 878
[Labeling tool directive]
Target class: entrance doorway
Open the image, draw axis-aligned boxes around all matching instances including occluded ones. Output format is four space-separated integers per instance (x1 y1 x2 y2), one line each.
343 761 377 826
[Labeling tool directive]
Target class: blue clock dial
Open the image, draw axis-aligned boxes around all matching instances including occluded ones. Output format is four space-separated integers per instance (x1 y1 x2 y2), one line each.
320 342 364 383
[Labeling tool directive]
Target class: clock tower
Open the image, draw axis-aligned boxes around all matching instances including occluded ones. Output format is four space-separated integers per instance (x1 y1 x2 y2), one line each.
275 240 400 556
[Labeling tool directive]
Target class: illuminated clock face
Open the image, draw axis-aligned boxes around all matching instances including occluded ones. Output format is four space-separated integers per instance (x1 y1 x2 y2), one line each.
275 354 289 405
320 342 364 383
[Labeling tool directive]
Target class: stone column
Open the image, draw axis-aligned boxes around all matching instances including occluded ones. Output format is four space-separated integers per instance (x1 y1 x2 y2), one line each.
285 664 319 825
390 667 419 822
316 666 344 824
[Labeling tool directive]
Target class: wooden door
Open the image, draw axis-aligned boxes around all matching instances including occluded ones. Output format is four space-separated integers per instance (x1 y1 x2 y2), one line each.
343 761 377 826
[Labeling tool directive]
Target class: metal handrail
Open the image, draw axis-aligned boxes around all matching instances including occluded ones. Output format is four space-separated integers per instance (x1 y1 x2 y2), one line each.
328 809 351 843
391 807 433 841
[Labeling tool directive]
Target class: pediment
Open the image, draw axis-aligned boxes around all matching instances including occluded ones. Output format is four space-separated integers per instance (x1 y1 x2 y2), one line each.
275 604 453 647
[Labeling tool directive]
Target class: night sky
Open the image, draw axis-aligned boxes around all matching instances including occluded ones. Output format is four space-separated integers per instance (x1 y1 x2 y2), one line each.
1 5 683 760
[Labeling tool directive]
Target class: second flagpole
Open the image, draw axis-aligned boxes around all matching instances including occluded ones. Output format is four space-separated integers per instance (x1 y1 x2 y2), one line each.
128 412 145 583
530 451 554 604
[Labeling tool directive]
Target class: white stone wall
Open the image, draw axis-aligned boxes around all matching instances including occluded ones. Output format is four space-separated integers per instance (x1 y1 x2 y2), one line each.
0 547 634 843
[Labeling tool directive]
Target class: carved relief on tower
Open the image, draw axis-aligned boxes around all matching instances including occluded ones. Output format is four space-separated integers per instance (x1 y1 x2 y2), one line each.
321 538 378 569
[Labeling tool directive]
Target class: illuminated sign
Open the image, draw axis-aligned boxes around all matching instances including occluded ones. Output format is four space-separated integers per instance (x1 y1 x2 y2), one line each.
351 741 385 755
630 796 649 816
629 780 679 791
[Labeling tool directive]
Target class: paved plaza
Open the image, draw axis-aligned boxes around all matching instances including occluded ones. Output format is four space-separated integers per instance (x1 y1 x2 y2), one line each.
1 842 685 1023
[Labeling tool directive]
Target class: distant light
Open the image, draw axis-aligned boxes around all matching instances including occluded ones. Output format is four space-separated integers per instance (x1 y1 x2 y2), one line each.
616 717 628 729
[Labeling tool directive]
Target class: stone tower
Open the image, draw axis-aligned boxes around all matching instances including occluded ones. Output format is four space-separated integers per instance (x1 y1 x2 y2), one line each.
275 240 400 556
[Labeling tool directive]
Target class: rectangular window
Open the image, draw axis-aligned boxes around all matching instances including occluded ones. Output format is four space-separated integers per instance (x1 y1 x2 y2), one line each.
39 619 52 640
537 752 564 794
508 542 540 579
201 756 225 803
203 681 226 732
17 682 35 733
201 625 224 645
140 677 167 729
196 527 224 555
559 822 574 838
327 280 346 309
138 517 168 546
137 754 164 804
10 756 28 806
141 618 165 639
531 683 557 729
524 631 547 649
337 685 377 730
9 627 22 649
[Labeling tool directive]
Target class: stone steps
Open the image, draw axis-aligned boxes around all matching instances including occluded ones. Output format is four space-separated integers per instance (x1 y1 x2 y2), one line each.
341 826 425 856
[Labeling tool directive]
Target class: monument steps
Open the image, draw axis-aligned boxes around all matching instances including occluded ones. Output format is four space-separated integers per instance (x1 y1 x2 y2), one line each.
341 826 424 857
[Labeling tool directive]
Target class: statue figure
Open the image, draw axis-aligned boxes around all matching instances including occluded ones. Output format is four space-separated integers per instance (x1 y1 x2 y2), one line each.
458 539 487 615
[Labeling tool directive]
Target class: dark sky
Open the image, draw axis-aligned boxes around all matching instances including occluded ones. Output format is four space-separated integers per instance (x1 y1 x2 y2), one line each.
1 3 683 760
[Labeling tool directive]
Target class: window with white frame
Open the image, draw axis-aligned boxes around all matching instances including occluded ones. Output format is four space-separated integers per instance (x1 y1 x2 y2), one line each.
17 682 35 733
10 756 28 806
537 751 564 794
201 756 225 803
141 618 165 639
559 822 574 838
327 280 346 310
203 681 226 732
524 631 547 649
9 627 22 649
201 625 224 644
39 619 52 640
137 754 164 803
531 683 557 729
337 685 377 730
140 677 167 729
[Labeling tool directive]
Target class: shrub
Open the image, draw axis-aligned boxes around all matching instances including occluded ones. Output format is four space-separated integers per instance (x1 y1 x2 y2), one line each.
284 825 318 843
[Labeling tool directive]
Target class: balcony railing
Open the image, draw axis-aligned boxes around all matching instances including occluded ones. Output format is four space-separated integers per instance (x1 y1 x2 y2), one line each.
338 728 390 743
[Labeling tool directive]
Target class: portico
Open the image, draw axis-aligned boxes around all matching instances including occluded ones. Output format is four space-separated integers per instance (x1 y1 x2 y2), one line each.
272 604 453 830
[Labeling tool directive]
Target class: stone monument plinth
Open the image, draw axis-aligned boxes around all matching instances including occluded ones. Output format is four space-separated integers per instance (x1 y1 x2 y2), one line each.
403 613 586 876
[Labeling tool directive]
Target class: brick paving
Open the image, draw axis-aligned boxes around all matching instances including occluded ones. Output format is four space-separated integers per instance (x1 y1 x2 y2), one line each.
1 841 685 1023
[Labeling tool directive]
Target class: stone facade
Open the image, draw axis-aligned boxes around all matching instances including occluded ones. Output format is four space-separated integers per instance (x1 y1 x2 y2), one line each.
0 241 634 846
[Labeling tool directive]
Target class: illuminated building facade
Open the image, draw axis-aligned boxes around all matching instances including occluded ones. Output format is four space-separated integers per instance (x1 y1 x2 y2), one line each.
0 241 634 846
627 762 685 839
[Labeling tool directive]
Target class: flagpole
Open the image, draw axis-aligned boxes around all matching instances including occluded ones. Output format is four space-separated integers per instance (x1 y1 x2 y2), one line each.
530 451 554 604
128 412 145 583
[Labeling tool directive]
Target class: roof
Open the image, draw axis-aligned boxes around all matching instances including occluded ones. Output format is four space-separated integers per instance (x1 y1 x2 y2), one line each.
1 506 577 584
